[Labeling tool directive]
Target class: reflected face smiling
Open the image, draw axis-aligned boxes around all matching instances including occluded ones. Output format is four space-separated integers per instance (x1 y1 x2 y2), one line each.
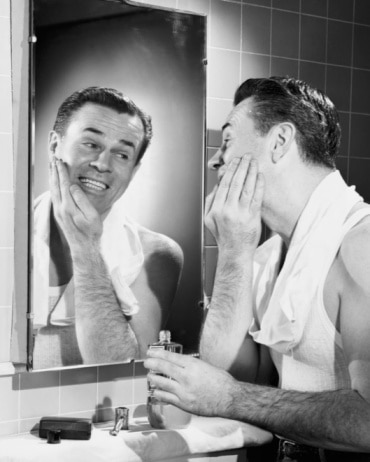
208 98 266 181
49 103 144 216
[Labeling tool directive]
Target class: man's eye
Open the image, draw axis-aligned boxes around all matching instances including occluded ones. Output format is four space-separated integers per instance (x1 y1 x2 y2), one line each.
116 152 129 160
83 142 99 149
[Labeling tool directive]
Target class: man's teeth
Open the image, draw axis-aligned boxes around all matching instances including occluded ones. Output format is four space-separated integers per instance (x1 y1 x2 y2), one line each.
80 178 108 190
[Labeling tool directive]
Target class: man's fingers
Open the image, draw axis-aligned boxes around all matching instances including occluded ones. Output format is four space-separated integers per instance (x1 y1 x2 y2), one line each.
69 184 96 220
56 160 75 209
225 154 252 203
146 348 192 368
212 157 241 207
49 157 61 205
145 357 184 382
240 158 258 205
150 388 181 407
204 184 217 217
251 172 265 212
147 372 180 394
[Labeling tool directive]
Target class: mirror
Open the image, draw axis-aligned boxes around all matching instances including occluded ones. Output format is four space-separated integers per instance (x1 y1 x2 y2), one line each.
29 0 206 370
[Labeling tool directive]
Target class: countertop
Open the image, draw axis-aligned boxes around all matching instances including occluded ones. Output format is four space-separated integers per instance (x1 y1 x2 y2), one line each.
0 408 273 462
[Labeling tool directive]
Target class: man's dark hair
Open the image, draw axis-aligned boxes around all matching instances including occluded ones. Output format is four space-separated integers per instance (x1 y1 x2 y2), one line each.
234 76 340 169
53 86 153 164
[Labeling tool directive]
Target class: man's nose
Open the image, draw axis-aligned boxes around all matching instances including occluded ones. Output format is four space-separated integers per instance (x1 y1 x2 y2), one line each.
89 150 112 173
208 148 224 170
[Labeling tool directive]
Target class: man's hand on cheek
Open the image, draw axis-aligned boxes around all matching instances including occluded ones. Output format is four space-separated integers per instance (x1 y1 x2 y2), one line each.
204 154 264 255
49 157 103 251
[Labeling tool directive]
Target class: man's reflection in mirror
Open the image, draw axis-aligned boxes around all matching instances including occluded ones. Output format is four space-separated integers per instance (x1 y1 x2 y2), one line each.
32 87 184 369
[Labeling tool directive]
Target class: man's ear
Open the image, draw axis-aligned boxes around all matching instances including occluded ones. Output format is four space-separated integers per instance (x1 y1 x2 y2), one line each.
48 130 61 161
270 122 296 163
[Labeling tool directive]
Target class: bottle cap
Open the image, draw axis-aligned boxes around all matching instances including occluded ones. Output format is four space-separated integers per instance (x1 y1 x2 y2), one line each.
47 429 61 444
159 330 171 342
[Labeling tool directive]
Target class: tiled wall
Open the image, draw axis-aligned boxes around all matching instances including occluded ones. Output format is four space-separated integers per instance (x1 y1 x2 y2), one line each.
1 0 370 437
0 0 14 369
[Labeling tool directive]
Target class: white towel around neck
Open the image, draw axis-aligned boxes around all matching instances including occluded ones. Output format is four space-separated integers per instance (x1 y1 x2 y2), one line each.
249 170 363 354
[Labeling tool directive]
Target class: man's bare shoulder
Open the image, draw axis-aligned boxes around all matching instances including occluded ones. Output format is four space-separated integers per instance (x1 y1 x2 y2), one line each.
136 224 184 265
338 204 370 292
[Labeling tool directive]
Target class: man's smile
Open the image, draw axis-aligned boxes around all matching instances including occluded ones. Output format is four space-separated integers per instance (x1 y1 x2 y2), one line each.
79 176 109 191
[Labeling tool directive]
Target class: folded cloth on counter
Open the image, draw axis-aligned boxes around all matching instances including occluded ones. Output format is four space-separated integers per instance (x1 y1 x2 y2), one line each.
0 415 273 462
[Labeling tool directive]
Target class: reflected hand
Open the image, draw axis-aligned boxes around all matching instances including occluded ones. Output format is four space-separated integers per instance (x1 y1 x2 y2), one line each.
144 349 235 417
205 154 264 255
49 157 103 250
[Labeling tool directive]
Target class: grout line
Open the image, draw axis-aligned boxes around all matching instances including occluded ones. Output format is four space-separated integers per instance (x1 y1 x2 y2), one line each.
218 0 242 4
239 2 243 82
208 0 212 49
132 361 136 405
208 45 240 53
324 0 329 92
58 370 61 414
269 0 272 75
347 0 356 181
297 0 302 78
17 373 20 434
255 52 370 72
240 0 370 29
96 366 100 409
207 96 234 101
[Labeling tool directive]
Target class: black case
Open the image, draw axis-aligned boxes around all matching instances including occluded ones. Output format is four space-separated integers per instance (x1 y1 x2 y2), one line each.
39 416 92 440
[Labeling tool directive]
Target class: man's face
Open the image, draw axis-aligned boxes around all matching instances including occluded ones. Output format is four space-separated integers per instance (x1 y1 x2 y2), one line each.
208 98 267 181
49 103 144 216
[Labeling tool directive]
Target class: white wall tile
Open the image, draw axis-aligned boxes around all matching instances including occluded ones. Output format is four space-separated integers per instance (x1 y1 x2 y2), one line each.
0 16 11 75
0 0 10 18
0 420 18 436
206 97 233 131
0 192 14 247
207 48 240 99
97 363 134 413
0 374 19 421
0 134 13 190
60 367 98 414
0 248 13 306
0 306 12 362
19 371 60 419
0 76 12 133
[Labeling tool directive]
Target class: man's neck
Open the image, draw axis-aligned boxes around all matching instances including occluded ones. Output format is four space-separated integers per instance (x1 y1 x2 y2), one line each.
263 167 334 247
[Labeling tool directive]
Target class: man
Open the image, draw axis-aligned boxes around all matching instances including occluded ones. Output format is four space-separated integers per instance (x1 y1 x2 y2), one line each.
32 86 183 369
145 77 370 460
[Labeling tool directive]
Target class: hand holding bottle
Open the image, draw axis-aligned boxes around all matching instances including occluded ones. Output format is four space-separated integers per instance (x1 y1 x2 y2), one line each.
144 348 235 418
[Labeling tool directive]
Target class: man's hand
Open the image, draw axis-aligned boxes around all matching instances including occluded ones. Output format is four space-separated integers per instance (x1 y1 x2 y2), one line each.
144 348 235 417
49 157 103 251
205 154 264 255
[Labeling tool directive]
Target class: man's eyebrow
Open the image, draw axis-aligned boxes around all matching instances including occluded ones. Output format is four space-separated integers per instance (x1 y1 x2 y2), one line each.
83 127 135 149
83 127 103 136
221 122 230 132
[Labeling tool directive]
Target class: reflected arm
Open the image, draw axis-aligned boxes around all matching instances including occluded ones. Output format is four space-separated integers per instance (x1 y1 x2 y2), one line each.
72 231 183 363
72 244 139 363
